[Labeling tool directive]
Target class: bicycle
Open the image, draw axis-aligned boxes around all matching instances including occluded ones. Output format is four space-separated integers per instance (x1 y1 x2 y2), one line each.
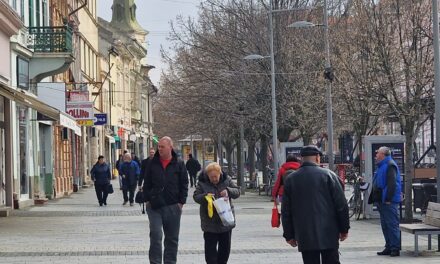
347 174 369 220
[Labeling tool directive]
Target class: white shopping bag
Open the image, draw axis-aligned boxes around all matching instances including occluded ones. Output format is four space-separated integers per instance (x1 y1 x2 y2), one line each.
213 197 235 227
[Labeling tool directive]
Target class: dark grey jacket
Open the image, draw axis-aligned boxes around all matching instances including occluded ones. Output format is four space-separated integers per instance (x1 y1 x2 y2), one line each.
193 172 240 233
281 161 350 252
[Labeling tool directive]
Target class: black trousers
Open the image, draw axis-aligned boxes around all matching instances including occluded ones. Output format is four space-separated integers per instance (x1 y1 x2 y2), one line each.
189 173 197 187
301 249 340 264
94 184 108 205
203 231 232 264
122 184 136 203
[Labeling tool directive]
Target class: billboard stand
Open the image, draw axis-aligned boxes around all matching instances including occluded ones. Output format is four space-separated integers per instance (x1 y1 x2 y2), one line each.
363 135 405 219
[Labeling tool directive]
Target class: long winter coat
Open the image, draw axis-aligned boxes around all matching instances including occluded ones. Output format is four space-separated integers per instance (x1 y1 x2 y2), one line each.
193 172 240 233
90 163 111 185
142 150 189 209
281 161 350 252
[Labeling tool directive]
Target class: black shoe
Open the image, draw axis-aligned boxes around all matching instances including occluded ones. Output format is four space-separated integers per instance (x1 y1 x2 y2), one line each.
99 203 103 206
390 250 400 257
123 201 128 205
130 203 134 206
377 249 391 256
103 202 107 206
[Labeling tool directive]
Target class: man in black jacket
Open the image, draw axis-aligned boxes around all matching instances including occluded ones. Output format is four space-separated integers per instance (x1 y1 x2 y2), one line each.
282 145 350 264
185 153 201 187
142 136 189 264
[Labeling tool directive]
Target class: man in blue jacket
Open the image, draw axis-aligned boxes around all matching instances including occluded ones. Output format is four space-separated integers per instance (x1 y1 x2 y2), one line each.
120 153 140 206
372 146 402 257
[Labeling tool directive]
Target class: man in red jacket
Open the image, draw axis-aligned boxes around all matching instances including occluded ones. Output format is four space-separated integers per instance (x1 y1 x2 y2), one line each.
272 154 301 204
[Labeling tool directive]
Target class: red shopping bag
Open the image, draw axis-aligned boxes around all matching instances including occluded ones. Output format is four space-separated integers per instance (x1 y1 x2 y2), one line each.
271 201 280 228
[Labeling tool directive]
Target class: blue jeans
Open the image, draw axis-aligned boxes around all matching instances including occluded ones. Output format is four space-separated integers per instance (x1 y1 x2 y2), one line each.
146 204 182 264
377 203 400 251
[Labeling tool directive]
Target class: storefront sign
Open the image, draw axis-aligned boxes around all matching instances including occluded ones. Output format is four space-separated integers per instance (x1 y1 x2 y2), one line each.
68 91 89 102
66 101 94 120
77 119 94 126
94 113 107 126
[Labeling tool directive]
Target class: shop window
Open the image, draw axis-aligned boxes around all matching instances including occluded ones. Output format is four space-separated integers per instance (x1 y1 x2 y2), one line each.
17 57 29 90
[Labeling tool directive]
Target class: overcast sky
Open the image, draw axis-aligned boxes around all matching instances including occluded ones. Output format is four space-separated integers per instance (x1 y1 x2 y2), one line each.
98 0 201 87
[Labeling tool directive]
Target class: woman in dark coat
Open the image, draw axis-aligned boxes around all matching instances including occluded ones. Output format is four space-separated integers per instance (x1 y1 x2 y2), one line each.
193 162 240 264
90 155 111 206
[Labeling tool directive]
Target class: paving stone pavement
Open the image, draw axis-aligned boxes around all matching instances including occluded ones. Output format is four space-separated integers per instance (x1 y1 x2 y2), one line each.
0 179 439 263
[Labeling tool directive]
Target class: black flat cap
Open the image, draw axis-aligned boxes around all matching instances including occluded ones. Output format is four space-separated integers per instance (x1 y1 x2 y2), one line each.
300 145 323 157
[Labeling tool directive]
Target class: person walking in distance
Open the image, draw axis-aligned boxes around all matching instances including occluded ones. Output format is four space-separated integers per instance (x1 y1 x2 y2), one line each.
186 153 201 187
138 148 156 187
193 162 240 264
90 155 111 206
272 154 301 204
371 146 402 257
119 153 140 206
142 136 189 264
282 145 349 264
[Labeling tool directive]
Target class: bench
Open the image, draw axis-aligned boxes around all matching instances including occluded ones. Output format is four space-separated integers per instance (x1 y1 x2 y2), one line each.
400 202 440 256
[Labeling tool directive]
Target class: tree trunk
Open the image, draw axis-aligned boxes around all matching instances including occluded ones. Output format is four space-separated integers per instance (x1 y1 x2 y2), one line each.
404 128 415 221
237 133 243 188
261 135 269 184
248 141 256 181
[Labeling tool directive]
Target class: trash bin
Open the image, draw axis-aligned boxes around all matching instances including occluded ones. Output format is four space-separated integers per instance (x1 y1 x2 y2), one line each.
412 183 424 212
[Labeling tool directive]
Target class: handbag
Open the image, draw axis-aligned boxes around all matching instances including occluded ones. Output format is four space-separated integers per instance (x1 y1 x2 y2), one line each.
135 190 145 214
213 197 235 227
106 183 114 194
271 201 280 228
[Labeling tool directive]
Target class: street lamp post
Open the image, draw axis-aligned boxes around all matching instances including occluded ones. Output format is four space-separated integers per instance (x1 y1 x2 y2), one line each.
243 1 280 179
432 0 440 202
289 1 334 171
268 0 280 177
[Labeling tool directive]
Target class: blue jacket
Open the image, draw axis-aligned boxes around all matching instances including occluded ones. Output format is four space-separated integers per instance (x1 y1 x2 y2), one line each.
120 160 140 186
373 156 401 203
91 163 111 185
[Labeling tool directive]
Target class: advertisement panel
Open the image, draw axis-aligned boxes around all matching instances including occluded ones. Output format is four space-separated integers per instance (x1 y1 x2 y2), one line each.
66 101 94 120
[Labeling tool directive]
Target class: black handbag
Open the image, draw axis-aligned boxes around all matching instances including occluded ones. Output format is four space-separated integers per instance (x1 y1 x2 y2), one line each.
106 184 114 194
135 190 145 204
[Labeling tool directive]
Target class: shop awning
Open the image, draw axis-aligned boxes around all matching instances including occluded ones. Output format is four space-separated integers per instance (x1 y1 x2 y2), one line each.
0 82 59 120
106 135 116 143
60 112 81 136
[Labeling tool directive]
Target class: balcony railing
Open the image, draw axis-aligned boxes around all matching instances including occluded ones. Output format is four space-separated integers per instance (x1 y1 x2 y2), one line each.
27 26 73 53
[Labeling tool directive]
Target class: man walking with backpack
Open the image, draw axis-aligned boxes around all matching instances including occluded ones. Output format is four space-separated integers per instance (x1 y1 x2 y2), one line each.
142 136 189 264
186 153 201 187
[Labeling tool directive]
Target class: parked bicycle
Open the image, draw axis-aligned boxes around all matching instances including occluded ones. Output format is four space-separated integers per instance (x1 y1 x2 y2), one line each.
347 174 370 220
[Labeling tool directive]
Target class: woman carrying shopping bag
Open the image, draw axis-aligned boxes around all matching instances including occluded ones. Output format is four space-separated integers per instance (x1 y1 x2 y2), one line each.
193 162 240 264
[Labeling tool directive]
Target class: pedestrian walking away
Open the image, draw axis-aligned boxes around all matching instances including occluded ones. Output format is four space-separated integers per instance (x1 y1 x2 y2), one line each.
369 146 402 257
193 162 240 264
142 136 189 264
282 145 350 264
272 154 301 204
119 153 140 206
186 153 201 187
90 155 112 206
116 154 124 189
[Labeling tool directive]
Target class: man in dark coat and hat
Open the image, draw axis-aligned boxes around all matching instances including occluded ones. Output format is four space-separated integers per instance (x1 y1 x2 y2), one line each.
282 145 350 264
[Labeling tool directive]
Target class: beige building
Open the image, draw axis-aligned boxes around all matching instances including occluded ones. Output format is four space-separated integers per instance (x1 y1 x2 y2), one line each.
98 0 156 162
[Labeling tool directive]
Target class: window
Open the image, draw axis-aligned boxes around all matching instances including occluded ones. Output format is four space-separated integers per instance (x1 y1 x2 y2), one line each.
17 57 29 90
12 0 17 10
36 0 40 27
20 0 25 21
42 0 47 26
29 0 34 27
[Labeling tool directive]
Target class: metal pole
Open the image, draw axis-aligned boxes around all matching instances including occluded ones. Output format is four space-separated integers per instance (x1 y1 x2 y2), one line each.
323 0 334 171
218 132 223 166
240 122 245 194
433 0 440 203
269 0 279 177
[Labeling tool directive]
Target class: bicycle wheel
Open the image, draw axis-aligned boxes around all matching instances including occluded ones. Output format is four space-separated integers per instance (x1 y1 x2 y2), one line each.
347 195 356 218
355 194 363 220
